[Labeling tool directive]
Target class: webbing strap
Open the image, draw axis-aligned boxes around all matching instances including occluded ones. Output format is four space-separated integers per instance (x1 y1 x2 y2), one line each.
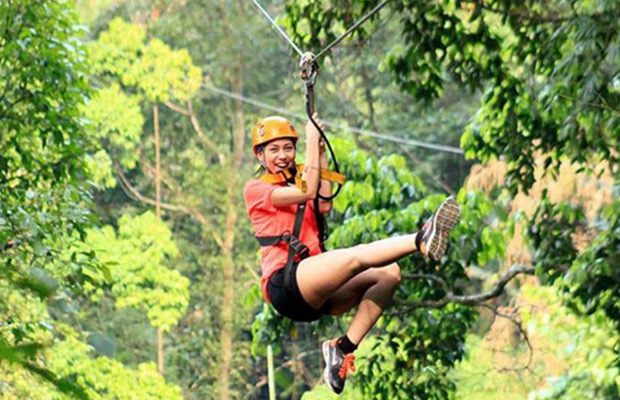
284 202 307 288
259 165 346 191
314 196 327 251
255 236 282 246
255 233 310 258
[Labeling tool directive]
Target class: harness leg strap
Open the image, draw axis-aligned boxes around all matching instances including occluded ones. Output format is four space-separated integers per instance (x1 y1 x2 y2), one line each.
283 201 307 289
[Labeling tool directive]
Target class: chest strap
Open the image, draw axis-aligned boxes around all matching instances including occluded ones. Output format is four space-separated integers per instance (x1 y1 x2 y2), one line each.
259 164 346 192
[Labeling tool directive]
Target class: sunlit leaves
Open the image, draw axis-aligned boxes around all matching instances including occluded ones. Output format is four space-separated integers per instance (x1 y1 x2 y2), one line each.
89 18 146 78
0 324 183 400
91 17 202 103
125 38 202 102
81 212 190 331
82 83 144 187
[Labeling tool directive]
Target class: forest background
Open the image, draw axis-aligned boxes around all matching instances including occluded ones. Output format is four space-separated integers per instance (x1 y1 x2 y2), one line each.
0 0 619 399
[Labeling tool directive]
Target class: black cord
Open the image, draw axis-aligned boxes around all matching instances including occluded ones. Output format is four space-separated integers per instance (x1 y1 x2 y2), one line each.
305 90 343 201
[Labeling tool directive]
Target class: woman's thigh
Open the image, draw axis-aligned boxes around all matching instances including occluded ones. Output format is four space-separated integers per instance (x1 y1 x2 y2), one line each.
295 248 362 309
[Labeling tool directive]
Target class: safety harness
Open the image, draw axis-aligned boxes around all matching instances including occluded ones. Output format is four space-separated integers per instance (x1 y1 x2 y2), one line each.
254 165 345 288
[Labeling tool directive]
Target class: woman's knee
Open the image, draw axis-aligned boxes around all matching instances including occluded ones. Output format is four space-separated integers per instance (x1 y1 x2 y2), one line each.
380 264 401 287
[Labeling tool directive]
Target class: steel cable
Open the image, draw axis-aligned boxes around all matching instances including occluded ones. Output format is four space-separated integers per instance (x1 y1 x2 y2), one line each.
314 0 393 61
202 84 464 154
249 0 304 56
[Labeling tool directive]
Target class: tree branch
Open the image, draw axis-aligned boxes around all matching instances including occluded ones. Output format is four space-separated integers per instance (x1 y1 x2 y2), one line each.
114 163 223 247
164 100 225 165
478 304 534 373
403 272 451 293
557 93 620 115
402 149 455 195
163 101 191 116
397 264 535 309
187 101 225 166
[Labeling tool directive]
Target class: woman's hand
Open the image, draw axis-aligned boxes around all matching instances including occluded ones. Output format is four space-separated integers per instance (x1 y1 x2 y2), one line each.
305 112 324 142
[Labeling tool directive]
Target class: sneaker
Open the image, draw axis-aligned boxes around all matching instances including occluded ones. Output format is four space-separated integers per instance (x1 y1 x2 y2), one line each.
420 196 461 261
322 340 356 394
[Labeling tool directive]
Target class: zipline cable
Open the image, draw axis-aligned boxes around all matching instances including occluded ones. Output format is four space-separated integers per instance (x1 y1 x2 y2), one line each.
314 0 393 61
249 0 304 57
202 83 464 155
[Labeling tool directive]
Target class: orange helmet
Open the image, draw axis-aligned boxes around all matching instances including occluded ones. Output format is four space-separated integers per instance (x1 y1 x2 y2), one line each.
252 116 298 154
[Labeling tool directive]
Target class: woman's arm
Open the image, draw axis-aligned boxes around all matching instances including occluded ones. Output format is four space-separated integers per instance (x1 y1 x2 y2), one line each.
271 114 322 207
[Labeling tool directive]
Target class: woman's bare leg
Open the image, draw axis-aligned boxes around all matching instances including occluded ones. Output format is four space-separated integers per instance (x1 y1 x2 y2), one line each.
327 263 401 344
296 234 417 309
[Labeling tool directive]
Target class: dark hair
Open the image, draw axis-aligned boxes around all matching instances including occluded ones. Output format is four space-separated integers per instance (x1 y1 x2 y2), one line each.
253 144 266 177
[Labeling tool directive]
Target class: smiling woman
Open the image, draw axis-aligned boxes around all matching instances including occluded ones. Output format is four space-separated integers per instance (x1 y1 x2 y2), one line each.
243 114 462 394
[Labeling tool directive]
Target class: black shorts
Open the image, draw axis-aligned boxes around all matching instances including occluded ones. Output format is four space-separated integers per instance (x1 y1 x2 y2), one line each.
267 262 331 322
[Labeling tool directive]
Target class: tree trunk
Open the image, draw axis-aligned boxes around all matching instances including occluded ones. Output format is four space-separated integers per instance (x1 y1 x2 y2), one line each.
219 205 236 400
154 103 165 376
218 42 246 400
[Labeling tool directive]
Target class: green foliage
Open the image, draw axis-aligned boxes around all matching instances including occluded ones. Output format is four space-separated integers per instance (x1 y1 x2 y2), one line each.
525 284 620 400
0 0 108 395
453 283 620 400
48 326 183 400
283 2 620 397
286 0 620 194
90 17 202 103
81 212 190 331
89 17 146 78
125 38 202 102
530 196 620 333
82 83 144 170
83 16 203 191
459 0 620 195
0 323 183 400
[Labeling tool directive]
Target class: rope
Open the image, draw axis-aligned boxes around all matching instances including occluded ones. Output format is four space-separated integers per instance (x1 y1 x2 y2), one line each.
202 84 464 155
314 0 393 61
306 93 343 200
249 0 304 57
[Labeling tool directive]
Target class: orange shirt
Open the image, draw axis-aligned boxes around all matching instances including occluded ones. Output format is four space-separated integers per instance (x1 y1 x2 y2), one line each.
243 179 322 302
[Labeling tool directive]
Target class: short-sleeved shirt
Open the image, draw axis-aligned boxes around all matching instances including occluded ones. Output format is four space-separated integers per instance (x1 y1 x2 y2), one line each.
243 179 322 302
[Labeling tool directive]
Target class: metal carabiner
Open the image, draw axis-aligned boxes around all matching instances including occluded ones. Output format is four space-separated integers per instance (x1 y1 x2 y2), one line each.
299 52 319 115
299 52 319 87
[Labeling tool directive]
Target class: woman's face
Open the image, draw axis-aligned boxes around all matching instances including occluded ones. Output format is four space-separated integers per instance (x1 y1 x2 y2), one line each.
257 138 296 173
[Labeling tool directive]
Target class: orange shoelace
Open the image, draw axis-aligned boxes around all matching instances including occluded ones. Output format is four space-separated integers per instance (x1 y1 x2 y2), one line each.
338 354 356 379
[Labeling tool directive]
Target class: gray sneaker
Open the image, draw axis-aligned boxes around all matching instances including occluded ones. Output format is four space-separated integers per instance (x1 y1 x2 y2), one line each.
421 196 461 261
322 340 356 394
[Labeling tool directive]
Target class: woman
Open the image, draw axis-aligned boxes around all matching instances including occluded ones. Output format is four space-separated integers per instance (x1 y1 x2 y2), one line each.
243 115 461 394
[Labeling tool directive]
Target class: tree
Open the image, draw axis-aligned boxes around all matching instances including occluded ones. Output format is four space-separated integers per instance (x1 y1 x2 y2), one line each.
0 0 95 397
86 16 201 374
80 211 190 331
280 1 620 397
0 1 183 398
